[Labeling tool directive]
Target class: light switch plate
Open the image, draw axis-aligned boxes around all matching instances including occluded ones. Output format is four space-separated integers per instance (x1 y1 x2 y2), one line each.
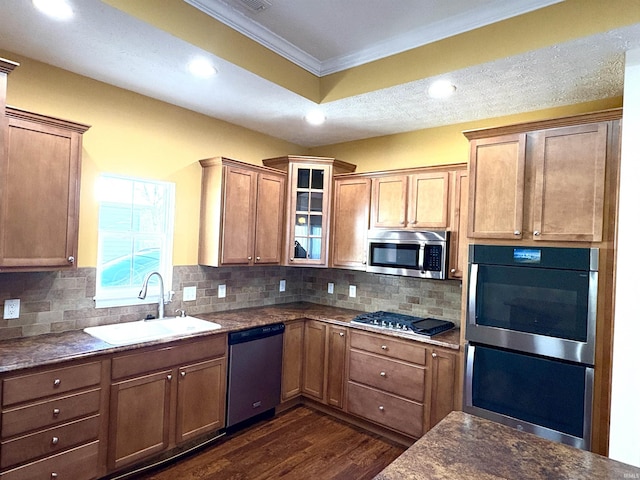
328 282 334 294
183 286 197 302
279 280 286 292
218 284 226 298
349 285 357 298
3 299 20 319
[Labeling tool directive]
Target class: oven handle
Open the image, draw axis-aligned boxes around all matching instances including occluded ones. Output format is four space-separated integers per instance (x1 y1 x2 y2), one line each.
468 263 478 326
463 343 475 409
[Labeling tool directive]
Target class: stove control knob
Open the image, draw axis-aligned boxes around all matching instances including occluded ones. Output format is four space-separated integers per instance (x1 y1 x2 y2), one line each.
395 322 401 329
373 319 378 325
381 320 387 327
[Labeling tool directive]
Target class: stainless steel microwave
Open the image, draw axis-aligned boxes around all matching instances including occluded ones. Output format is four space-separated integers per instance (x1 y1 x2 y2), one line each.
366 230 448 280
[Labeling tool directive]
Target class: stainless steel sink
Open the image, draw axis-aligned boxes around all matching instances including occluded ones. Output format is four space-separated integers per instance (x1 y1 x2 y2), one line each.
83 316 222 345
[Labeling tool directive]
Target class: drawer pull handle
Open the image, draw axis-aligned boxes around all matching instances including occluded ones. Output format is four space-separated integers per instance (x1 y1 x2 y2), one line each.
378 405 384 411
51 474 58 479
380 371 386 377
181 371 186 378
53 408 61 416
381 345 388 350
51 436 59 445
53 379 61 387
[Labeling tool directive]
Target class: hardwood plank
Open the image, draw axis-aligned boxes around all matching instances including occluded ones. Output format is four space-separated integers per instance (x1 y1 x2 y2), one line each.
138 406 405 480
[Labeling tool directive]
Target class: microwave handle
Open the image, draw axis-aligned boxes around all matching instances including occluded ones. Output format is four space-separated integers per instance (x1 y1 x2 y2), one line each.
418 243 426 273
468 263 479 326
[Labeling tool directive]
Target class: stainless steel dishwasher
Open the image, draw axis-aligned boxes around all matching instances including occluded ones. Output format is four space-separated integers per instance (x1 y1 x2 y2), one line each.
226 322 285 428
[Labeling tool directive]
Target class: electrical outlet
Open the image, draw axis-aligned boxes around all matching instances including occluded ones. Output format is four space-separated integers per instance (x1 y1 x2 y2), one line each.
279 280 286 292
3 299 20 319
328 282 334 294
218 284 226 298
349 285 357 298
183 286 197 302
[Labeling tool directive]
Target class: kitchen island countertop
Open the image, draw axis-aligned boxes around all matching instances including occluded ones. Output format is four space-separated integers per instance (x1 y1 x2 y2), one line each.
374 410 640 480
0 302 460 374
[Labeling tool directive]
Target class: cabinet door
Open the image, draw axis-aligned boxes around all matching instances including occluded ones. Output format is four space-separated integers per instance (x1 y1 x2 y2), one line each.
302 320 327 400
176 358 226 444
288 164 332 266
468 134 526 239
331 177 371 269
254 171 285 264
408 172 449 229
281 320 305 401
370 175 407 228
326 325 347 409
531 123 608 242
0 116 82 268
427 348 457 430
108 370 172 471
448 170 468 279
220 166 257 265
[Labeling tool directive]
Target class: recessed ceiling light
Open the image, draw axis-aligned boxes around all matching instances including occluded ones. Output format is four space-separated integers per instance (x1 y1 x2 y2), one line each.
427 80 457 99
32 0 73 20
304 110 326 126
188 58 218 78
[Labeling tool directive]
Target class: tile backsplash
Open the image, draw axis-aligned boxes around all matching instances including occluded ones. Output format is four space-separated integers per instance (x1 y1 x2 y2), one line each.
0 265 461 340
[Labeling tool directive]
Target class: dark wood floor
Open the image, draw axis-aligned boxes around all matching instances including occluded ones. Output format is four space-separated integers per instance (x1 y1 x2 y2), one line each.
137 406 406 480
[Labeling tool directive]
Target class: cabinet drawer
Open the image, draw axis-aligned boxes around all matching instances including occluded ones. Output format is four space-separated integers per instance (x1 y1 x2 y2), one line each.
347 382 423 438
350 330 426 365
349 350 425 402
2 362 101 407
1 415 100 468
0 441 99 480
2 388 101 438
111 335 226 380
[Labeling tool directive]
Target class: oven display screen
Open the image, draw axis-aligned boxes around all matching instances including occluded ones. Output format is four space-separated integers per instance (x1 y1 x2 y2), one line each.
513 248 541 264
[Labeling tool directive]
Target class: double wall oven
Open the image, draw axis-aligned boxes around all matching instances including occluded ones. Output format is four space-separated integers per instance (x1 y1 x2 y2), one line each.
464 245 598 450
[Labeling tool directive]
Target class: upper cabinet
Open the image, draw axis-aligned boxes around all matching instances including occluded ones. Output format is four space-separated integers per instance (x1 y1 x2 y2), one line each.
263 156 355 267
0 107 90 271
199 157 286 267
465 110 621 243
370 171 449 229
331 176 371 270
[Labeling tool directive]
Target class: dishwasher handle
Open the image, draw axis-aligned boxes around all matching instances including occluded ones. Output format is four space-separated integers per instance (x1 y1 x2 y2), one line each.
228 323 285 345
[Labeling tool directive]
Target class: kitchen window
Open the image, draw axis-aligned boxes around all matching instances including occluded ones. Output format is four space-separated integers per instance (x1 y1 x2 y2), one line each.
94 175 175 308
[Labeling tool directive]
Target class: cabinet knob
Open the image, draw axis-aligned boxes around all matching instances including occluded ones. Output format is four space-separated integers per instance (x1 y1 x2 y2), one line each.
248 256 252 260
514 230 521 236
53 408 60 416
381 345 388 350
378 405 385 411
167 374 172 381
51 436 59 445
256 256 261 261
51 474 58 479
399 221 404 225
450 268 456 273
53 378 61 387
432 352 437 358
67 256 75 264
409 220 417 225
180 371 186 378
339 332 345 337
534 231 541 236
380 371 386 377
362 260 367 265
290 258 294 261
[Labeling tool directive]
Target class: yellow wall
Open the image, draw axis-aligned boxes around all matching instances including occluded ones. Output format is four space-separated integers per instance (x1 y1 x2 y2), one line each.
309 98 623 172
1 50 624 269
1 50 306 268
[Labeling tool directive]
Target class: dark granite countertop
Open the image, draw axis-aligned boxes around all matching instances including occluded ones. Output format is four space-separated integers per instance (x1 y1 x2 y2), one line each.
374 410 640 480
0 302 460 374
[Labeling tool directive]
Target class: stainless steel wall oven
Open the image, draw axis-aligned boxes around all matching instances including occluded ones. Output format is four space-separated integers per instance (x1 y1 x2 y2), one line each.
464 245 598 450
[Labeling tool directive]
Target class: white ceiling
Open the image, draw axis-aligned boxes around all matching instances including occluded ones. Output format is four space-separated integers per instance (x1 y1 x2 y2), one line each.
1 0 639 147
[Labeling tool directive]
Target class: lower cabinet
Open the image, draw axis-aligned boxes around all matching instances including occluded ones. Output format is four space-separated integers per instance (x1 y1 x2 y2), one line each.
346 330 457 439
301 320 348 409
281 320 305 401
107 336 227 473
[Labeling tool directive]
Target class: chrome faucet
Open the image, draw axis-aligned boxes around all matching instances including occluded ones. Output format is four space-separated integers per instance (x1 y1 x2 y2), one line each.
138 271 166 319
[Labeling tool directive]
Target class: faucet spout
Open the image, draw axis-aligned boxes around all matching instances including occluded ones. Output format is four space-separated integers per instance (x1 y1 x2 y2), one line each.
138 271 165 319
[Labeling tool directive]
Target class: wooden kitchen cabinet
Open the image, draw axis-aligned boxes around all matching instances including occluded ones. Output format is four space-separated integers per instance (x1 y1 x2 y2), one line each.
0 107 89 271
0 359 108 480
263 156 356 267
465 110 621 242
448 169 469 279
330 176 371 270
107 336 227 472
199 157 286 266
426 347 458 430
301 320 348 409
370 171 449 229
281 320 305 401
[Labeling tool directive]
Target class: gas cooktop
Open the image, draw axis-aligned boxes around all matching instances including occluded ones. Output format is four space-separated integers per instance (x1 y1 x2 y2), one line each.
351 311 454 337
